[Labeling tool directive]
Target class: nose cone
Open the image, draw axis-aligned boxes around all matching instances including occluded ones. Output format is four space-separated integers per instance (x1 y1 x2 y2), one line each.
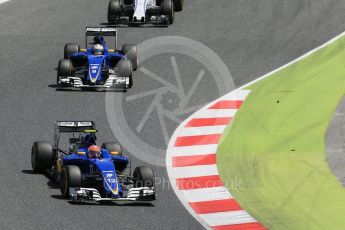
89 64 101 83
102 170 119 196
94 160 120 197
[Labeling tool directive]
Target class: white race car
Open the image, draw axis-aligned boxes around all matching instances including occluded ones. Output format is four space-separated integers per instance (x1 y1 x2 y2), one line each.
108 0 184 26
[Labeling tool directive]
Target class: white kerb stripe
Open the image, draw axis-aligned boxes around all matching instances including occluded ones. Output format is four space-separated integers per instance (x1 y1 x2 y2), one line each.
199 210 257 226
217 89 251 101
0 0 10 4
194 109 238 118
180 186 233 202
168 144 219 157
170 164 219 178
226 90 250 100
178 125 227 137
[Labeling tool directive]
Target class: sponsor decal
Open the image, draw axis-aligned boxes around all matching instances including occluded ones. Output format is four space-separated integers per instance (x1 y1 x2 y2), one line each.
58 121 92 127
89 64 100 83
107 178 116 183
102 172 119 195
86 27 117 33
106 173 113 178
58 122 76 127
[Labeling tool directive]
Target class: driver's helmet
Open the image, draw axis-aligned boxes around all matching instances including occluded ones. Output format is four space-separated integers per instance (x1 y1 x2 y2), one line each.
88 145 101 159
92 44 104 55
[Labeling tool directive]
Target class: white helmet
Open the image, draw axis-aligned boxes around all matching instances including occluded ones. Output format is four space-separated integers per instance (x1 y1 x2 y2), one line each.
92 44 104 55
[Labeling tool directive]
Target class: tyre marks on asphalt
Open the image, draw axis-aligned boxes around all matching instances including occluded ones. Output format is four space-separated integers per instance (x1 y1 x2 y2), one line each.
167 89 267 229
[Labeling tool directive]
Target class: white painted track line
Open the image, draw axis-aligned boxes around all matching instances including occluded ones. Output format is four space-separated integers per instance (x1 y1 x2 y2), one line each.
0 0 10 4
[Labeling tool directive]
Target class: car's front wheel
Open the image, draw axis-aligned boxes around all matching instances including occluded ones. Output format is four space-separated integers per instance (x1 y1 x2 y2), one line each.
57 59 74 86
133 166 154 188
60 165 82 198
117 59 133 88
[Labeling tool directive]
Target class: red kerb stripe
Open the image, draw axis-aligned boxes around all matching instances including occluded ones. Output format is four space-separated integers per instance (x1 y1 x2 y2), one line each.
185 117 232 127
189 199 242 214
172 154 216 167
174 134 221 147
176 175 223 190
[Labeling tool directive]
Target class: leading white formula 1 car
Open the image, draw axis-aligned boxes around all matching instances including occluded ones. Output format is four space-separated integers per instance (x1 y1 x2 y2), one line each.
108 0 184 26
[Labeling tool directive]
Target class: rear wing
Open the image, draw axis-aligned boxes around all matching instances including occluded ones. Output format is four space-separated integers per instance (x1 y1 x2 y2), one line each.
85 27 117 48
55 121 96 133
86 27 117 36
53 121 96 148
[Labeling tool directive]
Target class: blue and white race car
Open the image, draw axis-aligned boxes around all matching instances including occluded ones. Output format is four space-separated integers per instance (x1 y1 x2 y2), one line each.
57 27 137 90
31 121 155 203
108 0 184 25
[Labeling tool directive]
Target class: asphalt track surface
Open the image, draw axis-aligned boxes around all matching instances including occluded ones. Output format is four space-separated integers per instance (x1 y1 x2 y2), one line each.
1 0 345 229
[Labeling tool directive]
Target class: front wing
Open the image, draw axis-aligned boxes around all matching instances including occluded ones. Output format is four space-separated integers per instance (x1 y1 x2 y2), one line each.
58 76 130 89
69 187 156 203
112 16 170 25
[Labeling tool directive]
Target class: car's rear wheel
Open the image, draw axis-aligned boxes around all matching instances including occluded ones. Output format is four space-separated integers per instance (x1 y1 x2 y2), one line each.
60 165 82 198
108 0 122 23
102 142 122 156
102 142 128 172
31 142 53 173
64 43 80 59
161 0 174 25
121 44 138 71
133 166 154 188
173 0 183 11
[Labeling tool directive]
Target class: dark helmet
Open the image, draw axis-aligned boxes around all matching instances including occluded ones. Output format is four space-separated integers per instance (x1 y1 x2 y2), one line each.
93 36 104 44
80 133 97 146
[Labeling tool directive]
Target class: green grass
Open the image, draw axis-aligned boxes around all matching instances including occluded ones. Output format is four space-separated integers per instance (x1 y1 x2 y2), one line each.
217 35 345 230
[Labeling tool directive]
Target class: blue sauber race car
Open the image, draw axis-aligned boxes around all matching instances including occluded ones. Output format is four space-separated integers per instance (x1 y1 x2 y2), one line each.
57 27 137 90
108 0 184 26
31 121 155 203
